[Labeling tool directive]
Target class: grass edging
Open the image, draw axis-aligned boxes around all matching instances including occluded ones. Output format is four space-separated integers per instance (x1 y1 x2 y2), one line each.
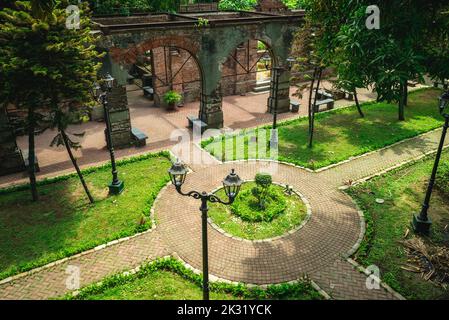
0 150 171 195
201 88 443 170
0 150 171 282
61 256 323 300
343 151 446 299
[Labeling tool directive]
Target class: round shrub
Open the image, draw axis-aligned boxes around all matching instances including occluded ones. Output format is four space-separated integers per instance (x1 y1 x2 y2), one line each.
230 186 287 222
255 173 272 188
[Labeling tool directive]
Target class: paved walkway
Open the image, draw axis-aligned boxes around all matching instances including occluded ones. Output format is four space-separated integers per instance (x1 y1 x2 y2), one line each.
1 82 380 188
2 127 447 300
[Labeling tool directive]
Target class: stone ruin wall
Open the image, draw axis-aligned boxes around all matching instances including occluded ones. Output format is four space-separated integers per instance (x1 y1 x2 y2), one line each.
151 39 261 105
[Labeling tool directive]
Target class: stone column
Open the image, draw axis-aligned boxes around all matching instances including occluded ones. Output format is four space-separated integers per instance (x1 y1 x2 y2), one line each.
199 87 223 129
267 68 291 114
0 108 25 176
107 86 133 148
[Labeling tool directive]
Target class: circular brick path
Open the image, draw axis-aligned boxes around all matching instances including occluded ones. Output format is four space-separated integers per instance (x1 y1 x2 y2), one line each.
155 161 360 284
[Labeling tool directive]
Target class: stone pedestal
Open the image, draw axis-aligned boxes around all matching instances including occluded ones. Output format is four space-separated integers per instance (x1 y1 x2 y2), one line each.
267 69 291 114
199 90 223 129
0 109 25 176
107 86 133 148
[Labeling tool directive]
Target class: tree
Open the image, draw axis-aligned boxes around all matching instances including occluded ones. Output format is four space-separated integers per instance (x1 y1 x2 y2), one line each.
423 7 449 89
301 0 447 122
0 1 102 202
218 0 257 11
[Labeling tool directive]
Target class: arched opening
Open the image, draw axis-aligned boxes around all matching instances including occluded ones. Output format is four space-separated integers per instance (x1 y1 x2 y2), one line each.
219 39 275 97
128 45 203 111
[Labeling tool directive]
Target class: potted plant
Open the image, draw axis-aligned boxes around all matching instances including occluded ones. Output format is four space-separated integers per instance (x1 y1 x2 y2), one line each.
163 90 182 111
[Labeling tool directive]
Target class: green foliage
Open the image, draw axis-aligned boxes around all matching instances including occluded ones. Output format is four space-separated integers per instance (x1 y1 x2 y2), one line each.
203 88 443 169
62 257 322 300
232 185 286 222
195 17 209 27
436 161 449 197
218 0 257 11
163 90 182 104
346 151 449 299
90 0 152 15
299 0 448 119
252 173 272 208
0 151 171 281
255 173 272 188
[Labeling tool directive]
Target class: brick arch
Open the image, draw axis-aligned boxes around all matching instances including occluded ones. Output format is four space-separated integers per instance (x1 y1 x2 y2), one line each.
109 36 200 67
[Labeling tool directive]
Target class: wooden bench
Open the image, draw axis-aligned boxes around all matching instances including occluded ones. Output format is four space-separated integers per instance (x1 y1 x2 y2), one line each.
290 100 300 113
313 98 335 113
187 115 208 133
131 127 148 147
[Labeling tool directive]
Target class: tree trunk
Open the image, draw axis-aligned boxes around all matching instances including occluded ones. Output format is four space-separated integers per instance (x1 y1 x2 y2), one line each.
354 88 364 118
61 129 94 204
403 80 408 107
27 105 38 201
398 83 405 121
307 68 317 138
309 67 322 148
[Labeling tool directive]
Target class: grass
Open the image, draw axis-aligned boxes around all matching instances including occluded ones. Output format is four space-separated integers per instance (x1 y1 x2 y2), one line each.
0 152 172 280
209 183 307 240
63 257 322 300
347 151 449 300
202 88 444 169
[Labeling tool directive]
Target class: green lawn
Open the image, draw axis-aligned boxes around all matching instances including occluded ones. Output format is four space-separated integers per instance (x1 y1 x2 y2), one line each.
347 151 449 300
203 88 443 169
0 152 171 280
84 270 237 300
209 183 307 240
65 257 322 300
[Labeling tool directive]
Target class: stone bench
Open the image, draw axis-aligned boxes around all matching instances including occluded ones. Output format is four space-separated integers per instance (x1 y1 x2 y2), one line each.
290 100 300 113
187 115 208 133
142 86 154 99
131 127 148 147
317 89 333 100
314 98 335 113
22 149 40 172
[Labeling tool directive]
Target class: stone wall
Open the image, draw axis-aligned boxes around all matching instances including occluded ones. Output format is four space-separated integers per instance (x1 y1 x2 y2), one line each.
107 86 133 148
0 108 25 176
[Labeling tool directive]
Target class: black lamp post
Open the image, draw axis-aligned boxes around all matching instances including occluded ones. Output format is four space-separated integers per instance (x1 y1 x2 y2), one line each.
168 161 243 300
412 91 449 235
270 57 295 147
93 74 125 195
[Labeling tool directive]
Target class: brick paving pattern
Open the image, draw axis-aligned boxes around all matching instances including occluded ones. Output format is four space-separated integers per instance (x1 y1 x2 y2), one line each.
0 87 443 300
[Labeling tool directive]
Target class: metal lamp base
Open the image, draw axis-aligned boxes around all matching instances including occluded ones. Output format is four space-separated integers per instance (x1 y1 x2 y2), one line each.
412 214 432 235
109 180 125 195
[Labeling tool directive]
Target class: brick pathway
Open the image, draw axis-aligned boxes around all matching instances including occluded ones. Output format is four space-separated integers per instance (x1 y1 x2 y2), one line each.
1 126 446 300
0 82 380 189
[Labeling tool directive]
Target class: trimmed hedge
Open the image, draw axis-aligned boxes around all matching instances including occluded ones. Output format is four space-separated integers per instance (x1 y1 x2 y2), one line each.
62 257 322 300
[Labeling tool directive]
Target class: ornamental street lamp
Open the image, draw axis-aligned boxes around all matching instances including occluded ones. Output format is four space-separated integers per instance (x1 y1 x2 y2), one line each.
271 57 295 147
93 74 124 195
412 91 449 235
168 161 243 300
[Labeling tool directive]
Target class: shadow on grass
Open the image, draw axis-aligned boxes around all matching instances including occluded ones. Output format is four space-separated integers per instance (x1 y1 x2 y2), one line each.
0 155 171 279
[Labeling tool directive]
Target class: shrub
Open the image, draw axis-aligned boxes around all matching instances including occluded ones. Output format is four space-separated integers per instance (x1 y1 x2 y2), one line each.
231 186 287 222
163 90 182 105
436 161 449 197
252 173 272 209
